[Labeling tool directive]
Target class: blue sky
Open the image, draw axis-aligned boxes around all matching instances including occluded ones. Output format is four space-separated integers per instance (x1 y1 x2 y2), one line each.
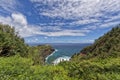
0 0 120 43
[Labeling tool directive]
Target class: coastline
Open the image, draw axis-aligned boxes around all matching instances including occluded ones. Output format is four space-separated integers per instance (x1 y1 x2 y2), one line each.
45 49 58 63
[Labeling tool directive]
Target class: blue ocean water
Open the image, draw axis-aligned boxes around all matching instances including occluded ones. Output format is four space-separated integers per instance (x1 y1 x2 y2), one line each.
29 43 91 64
45 43 91 64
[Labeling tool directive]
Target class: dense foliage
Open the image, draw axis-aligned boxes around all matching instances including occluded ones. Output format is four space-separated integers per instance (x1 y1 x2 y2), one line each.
0 24 28 57
0 24 120 80
0 54 119 80
80 25 120 58
28 45 54 65
0 55 70 80
59 57 120 80
63 25 120 79
0 24 54 65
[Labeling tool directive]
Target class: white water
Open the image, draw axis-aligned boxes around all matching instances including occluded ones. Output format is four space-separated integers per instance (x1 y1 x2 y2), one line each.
52 56 71 65
45 49 58 63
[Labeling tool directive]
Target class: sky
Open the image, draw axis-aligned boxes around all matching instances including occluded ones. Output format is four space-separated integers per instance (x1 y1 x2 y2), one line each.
0 0 120 44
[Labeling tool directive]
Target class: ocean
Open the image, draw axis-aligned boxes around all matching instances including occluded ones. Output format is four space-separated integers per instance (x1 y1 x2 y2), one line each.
46 43 91 64
30 43 91 64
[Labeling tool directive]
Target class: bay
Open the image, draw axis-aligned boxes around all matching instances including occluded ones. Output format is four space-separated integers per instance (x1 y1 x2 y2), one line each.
45 43 91 64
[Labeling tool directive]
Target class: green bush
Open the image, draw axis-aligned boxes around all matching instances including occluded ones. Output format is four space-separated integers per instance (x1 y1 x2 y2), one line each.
80 25 120 58
0 55 71 80
0 24 28 57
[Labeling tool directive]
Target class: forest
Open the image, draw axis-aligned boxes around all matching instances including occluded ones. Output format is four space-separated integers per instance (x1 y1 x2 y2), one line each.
0 24 120 80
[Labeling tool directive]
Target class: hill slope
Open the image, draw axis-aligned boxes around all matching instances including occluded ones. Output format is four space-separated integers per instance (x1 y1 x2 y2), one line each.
0 24 120 80
80 25 120 58
62 25 120 79
0 24 28 57
0 24 54 65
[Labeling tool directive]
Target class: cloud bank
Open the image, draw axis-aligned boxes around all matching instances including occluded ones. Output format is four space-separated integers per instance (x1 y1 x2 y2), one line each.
0 0 120 38
0 13 89 37
31 0 120 27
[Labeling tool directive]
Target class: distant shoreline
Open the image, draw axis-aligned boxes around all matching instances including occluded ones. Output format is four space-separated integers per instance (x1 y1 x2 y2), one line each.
27 43 92 46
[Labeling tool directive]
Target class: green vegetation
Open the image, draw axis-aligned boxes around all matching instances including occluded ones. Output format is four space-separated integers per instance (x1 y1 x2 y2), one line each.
0 55 70 80
80 25 120 58
0 24 120 80
0 24 28 57
59 57 120 80
0 24 54 65
28 45 54 65
69 25 120 79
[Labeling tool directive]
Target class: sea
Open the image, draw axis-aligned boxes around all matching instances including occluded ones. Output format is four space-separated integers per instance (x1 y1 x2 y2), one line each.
29 43 91 64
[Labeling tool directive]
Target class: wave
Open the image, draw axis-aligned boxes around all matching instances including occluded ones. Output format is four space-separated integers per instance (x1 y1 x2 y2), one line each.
45 49 58 62
52 56 71 65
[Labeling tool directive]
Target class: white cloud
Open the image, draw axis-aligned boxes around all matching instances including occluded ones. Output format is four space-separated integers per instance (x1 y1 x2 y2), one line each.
0 16 12 25
11 13 27 26
31 0 120 19
10 13 31 37
69 19 99 26
0 13 90 37
83 39 95 43
0 13 37 37
42 29 89 36
31 0 120 29
40 26 62 32
0 0 120 38
104 14 120 23
0 0 19 13
100 21 120 28
83 26 97 30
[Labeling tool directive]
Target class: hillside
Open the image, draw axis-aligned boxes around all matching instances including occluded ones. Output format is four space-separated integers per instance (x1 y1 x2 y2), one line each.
0 24 54 65
0 24 120 80
28 45 54 65
62 25 120 79
0 24 28 57
80 25 120 58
